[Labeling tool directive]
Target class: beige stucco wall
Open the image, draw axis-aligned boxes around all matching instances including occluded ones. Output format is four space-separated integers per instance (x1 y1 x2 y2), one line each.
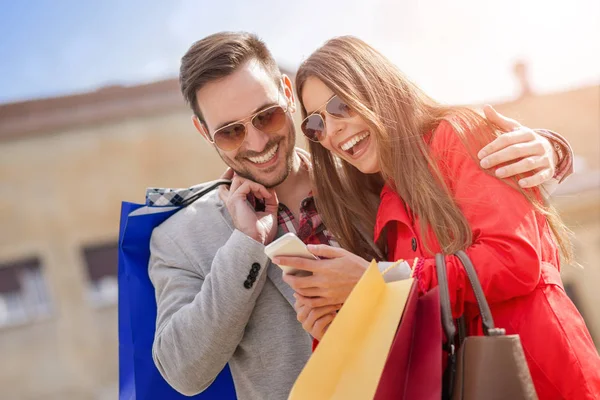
0 105 308 399
493 86 600 348
0 90 597 399
554 190 600 348
0 110 224 399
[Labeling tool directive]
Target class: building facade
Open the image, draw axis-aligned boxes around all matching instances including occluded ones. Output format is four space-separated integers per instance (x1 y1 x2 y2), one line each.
0 76 598 399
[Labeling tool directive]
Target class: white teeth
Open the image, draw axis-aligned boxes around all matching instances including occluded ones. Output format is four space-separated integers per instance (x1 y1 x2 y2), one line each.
248 143 278 164
340 132 370 151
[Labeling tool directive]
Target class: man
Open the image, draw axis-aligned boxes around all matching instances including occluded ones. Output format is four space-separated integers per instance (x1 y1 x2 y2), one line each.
149 32 572 399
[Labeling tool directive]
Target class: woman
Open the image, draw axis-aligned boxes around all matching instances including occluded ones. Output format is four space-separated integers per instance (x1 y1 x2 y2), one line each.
279 36 600 399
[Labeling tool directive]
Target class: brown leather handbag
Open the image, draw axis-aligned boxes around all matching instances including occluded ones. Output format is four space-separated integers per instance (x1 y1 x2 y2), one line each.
436 251 538 400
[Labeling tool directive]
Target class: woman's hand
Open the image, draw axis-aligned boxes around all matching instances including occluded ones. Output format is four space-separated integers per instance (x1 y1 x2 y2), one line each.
276 244 370 307
294 296 341 340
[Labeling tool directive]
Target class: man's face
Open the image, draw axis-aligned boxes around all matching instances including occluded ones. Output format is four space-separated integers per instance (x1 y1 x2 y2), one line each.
195 60 296 188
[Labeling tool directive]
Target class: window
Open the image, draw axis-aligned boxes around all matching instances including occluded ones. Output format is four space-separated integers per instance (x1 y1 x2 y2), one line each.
0 257 52 327
83 243 118 307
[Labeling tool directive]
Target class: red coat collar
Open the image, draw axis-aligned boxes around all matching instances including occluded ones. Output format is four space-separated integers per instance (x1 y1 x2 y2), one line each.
374 184 413 243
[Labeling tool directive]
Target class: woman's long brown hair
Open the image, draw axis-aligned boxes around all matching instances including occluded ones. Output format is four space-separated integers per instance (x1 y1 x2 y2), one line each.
295 36 572 263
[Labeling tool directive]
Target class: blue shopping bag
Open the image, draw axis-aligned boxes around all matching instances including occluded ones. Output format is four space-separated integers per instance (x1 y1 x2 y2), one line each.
118 180 236 400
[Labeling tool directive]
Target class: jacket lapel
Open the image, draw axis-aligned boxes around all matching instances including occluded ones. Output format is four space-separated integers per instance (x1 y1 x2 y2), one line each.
266 263 296 307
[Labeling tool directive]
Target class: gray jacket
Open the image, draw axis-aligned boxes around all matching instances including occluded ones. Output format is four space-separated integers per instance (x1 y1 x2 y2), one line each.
149 183 312 400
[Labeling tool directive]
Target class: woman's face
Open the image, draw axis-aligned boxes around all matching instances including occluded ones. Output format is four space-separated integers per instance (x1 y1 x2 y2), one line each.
301 77 381 174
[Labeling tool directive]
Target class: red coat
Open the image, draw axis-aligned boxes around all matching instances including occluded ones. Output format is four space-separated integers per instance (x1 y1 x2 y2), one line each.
374 121 600 399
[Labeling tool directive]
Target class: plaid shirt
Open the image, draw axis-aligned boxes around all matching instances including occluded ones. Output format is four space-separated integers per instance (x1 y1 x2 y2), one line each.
279 197 339 246
250 194 339 247
146 179 338 247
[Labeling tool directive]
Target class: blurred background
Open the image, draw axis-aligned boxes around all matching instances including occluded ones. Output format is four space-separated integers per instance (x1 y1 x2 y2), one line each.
0 0 598 399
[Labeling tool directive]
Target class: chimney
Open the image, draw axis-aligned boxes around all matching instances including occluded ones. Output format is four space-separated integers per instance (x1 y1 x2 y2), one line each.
513 61 532 98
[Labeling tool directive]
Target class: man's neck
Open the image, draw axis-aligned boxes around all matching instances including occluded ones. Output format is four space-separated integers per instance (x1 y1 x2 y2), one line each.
274 149 310 208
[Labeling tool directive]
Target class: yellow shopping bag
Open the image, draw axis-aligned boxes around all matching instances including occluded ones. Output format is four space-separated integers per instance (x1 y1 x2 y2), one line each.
289 260 414 400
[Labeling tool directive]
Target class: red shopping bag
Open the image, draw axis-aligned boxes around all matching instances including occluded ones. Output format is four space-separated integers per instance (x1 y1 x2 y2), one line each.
374 284 443 400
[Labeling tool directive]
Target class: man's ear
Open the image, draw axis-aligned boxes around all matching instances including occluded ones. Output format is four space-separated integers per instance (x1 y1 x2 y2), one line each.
281 74 296 113
192 115 213 144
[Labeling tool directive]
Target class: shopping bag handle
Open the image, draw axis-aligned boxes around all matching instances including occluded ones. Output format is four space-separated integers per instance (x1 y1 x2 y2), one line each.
180 179 231 207
436 251 505 343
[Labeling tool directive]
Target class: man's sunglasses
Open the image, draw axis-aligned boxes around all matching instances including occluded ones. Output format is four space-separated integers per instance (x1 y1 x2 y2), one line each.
207 93 289 151
300 95 357 142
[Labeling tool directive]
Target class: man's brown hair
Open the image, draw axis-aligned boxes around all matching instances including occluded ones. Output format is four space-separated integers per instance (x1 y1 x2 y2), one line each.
180 31 282 124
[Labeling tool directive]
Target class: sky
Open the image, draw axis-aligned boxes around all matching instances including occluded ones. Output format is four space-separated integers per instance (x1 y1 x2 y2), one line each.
0 0 599 105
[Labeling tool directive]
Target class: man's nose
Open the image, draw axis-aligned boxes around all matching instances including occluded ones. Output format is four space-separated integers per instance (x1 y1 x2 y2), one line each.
243 123 270 153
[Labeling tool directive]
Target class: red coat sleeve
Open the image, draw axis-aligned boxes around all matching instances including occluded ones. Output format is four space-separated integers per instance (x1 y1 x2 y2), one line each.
407 120 554 318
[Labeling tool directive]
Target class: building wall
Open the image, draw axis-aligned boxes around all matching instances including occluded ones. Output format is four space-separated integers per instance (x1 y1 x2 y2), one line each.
0 110 227 399
493 86 600 348
553 190 600 347
0 82 597 399
0 101 307 399
493 86 600 169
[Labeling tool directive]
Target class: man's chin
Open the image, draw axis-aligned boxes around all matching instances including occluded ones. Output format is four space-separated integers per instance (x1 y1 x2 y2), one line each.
228 142 295 188
261 170 289 189
249 167 289 189
236 161 289 189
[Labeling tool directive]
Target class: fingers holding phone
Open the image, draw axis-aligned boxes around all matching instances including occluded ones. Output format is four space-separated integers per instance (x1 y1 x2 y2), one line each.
265 233 318 276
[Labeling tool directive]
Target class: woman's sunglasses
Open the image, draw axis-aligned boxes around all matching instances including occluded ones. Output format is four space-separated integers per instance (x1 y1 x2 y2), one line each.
207 94 289 151
300 95 357 142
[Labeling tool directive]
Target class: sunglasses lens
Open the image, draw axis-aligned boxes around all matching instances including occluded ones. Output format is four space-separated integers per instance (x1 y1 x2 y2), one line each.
212 105 286 151
214 124 246 151
252 106 287 133
326 96 356 118
301 115 325 142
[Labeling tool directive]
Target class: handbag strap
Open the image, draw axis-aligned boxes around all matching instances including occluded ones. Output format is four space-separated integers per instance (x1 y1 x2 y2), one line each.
436 254 458 400
455 251 505 336
435 254 456 347
436 251 506 339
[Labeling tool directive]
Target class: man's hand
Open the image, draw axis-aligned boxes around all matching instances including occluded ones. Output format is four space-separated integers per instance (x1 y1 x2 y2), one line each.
218 168 279 245
479 105 558 188
276 245 369 308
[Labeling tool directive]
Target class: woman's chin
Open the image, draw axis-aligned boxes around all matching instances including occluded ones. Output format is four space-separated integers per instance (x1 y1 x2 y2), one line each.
357 163 380 174
335 144 378 174
352 151 380 174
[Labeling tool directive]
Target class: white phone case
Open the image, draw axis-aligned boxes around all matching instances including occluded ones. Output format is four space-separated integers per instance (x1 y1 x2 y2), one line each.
264 233 317 276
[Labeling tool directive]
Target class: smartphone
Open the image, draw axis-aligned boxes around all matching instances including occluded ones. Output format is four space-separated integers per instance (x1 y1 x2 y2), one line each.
264 233 317 276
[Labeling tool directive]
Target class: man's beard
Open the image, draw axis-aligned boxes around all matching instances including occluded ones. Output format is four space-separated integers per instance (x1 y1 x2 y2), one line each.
219 127 296 189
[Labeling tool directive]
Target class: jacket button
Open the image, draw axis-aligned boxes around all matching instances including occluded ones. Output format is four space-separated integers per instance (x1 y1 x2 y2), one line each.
243 280 252 289
249 269 258 279
251 263 261 272
411 238 417 252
